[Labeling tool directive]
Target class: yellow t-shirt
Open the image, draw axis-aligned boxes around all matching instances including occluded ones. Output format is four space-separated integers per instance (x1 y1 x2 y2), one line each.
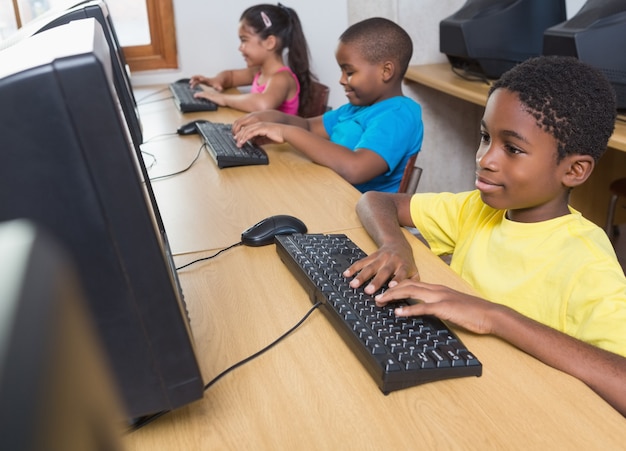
411 190 626 357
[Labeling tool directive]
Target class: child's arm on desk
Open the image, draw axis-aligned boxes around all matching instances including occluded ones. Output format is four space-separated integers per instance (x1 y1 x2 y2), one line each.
233 115 388 185
373 280 626 418
193 69 295 112
344 191 418 291
189 68 256 91
347 192 626 417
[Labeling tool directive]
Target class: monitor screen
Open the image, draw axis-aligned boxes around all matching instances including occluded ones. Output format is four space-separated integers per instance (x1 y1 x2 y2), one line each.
0 18 203 420
543 0 626 111
440 0 567 79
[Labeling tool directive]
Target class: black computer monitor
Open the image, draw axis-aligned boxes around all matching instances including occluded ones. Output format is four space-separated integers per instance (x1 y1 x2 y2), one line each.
440 0 567 79
0 18 204 420
0 1 142 148
36 0 143 148
0 219 126 450
543 0 626 111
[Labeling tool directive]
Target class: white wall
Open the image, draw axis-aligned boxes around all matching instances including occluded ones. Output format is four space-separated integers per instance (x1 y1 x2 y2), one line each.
131 0 349 109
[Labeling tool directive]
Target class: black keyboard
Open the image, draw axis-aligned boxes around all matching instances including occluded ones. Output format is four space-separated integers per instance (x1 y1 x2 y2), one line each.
195 121 269 168
275 233 482 394
169 80 218 113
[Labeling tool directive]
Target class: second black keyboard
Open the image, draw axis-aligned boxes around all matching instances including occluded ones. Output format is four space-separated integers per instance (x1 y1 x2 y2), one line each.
275 233 482 394
195 121 269 168
169 80 218 113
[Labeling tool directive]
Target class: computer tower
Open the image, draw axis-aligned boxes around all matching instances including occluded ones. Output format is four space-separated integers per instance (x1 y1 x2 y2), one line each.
0 19 204 420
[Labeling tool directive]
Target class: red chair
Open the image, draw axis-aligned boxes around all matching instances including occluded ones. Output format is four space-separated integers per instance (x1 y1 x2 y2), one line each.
398 153 422 194
300 81 330 118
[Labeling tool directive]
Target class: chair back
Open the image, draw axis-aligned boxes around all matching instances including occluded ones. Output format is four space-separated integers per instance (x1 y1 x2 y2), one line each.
300 81 330 118
398 153 422 194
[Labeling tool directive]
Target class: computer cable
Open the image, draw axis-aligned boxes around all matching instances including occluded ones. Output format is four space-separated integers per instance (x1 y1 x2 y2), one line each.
140 150 157 170
148 142 205 181
142 132 180 143
175 241 243 271
134 87 171 105
450 64 492 86
128 300 323 432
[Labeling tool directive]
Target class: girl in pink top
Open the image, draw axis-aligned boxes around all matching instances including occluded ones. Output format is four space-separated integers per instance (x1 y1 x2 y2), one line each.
190 4 315 116
251 66 300 115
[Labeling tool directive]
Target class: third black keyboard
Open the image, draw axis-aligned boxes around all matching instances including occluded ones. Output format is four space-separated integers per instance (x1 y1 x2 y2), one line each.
275 233 482 394
195 121 269 169
169 80 218 113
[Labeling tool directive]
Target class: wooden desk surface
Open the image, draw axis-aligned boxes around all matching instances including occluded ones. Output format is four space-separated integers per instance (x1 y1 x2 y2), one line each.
405 63 626 153
125 86 626 449
135 87 361 255
124 227 626 450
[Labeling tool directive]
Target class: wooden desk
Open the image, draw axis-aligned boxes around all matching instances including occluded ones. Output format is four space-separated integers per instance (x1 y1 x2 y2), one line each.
134 87 362 254
124 227 626 450
405 63 626 226
124 87 626 449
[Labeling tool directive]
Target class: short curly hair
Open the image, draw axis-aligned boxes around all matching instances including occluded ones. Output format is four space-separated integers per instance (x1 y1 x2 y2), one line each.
489 56 616 163
339 17 413 76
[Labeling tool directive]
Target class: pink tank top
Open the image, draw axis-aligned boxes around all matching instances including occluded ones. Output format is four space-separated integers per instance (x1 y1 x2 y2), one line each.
251 66 300 115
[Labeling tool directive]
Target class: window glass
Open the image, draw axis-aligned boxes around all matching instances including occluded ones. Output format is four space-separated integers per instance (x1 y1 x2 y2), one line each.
105 0 149 46
0 0 175 71
0 3 18 39
16 0 72 23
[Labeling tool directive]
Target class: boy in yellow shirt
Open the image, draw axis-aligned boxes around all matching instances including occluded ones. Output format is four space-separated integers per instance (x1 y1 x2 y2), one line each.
345 56 626 416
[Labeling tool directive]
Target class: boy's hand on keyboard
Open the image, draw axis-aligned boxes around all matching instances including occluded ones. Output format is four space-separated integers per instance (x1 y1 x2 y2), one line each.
345 243 419 295
232 111 286 133
234 122 284 147
374 279 498 335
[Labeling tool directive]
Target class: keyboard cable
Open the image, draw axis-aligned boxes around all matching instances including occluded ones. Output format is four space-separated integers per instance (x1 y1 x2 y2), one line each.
134 86 172 106
175 241 243 271
148 142 205 181
128 300 323 432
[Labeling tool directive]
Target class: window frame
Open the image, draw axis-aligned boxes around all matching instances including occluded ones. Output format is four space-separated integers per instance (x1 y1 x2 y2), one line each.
122 0 178 72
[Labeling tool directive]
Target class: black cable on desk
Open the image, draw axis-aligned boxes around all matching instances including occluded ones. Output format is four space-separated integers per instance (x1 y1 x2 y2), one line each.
148 142 205 181
450 64 492 86
135 86 171 105
175 242 243 271
128 301 323 432
202 301 323 391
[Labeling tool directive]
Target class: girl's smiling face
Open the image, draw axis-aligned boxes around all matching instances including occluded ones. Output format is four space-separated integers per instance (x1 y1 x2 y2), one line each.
237 21 269 67
476 88 578 223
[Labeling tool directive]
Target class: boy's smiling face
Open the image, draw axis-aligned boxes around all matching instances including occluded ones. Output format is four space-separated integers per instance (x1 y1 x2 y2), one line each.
475 88 582 223
334 41 389 106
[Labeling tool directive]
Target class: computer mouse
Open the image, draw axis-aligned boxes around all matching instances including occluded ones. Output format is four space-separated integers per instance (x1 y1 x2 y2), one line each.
177 119 209 135
241 215 307 246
